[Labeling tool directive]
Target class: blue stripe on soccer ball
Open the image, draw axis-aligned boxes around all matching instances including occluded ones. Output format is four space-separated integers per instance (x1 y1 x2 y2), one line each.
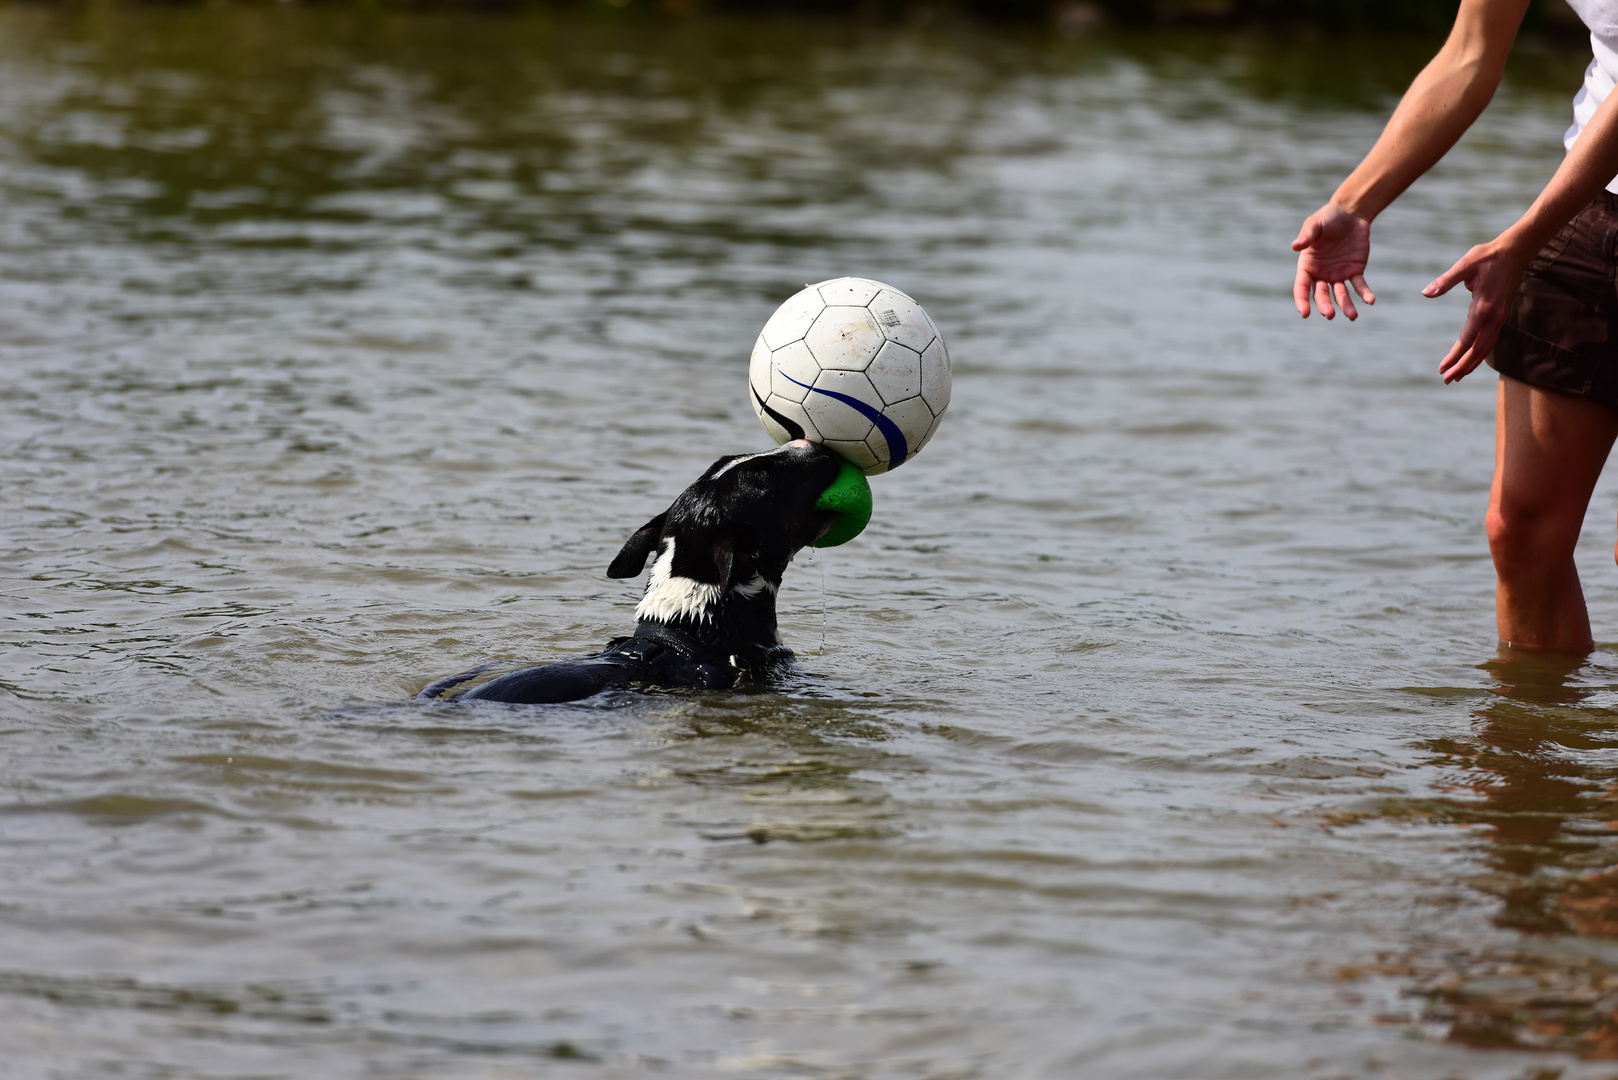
778 371 909 470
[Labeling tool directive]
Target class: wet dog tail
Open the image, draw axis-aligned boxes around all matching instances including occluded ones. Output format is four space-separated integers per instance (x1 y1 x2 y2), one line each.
413 659 522 701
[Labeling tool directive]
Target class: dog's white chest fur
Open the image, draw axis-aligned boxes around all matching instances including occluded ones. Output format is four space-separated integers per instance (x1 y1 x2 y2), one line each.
634 538 775 624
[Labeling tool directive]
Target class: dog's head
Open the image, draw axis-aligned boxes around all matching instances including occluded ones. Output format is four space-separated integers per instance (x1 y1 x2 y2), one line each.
608 440 845 625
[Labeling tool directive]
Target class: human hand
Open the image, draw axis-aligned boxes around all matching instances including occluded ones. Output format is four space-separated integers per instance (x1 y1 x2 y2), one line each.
1292 202 1375 320
1422 237 1532 384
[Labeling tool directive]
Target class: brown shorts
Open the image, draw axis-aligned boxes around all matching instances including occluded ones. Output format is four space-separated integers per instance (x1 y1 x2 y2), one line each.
1489 191 1618 411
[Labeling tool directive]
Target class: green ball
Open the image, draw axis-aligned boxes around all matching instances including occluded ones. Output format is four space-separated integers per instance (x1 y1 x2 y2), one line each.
813 459 873 548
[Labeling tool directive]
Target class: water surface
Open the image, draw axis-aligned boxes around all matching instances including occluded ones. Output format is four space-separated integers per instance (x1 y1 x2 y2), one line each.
6 7 1618 1077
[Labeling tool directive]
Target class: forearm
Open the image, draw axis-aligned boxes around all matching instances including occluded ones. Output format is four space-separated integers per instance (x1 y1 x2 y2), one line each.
1420 63 1618 381
1334 65 1497 219
1332 0 1529 221
1499 89 1618 256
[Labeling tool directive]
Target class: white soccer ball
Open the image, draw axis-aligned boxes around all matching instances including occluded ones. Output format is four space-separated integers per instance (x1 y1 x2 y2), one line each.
748 276 950 476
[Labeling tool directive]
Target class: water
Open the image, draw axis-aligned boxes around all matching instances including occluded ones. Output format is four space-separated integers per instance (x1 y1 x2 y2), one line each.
6 7 1618 1077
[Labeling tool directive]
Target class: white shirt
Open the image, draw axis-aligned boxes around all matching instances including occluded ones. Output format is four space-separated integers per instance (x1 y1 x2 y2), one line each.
1563 0 1618 191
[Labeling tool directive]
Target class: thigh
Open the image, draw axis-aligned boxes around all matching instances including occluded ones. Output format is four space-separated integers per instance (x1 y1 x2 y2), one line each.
1493 376 1618 520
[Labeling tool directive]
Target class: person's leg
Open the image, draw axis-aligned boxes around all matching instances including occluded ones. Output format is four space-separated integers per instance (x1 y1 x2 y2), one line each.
1488 375 1618 652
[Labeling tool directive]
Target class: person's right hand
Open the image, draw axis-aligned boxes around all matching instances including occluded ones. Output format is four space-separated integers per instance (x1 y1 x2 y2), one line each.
1292 202 1376 320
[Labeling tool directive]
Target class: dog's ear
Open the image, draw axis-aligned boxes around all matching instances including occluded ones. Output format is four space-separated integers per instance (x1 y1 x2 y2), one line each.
608 512 668 578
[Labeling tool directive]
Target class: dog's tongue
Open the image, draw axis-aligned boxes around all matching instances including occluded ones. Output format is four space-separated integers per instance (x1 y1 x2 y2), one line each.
813 460 873 548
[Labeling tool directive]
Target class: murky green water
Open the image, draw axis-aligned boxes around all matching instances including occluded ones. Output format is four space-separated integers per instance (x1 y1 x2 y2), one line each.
9 6 1618 1077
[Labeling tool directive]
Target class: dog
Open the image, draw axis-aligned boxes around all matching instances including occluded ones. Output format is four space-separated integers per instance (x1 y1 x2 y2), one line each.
414 439 847 705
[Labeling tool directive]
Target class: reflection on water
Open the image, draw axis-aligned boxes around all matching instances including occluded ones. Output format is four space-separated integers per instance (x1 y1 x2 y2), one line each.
1343 652 1618 1058
1435 651 1618 939
10 4 1618 1078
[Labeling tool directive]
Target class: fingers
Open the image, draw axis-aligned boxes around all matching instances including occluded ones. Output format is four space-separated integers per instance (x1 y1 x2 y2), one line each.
1473 324 1502 370
1423 257 1466 297
1437 320 1486 383
1427 241 1523 384
1440 316 1503 384
1295 273 1373 320
1436 285 1482 381
1439 341 1490 384
1422 272 1457 299
1293 264 1312 319
1292 203 1376 321
1291 216 1321 253
1334 280 1358 321
1438 297 1507 385
1424 246 1483 299
1314 278 1336 320
1437 339 1474 384
1443 300 1482 374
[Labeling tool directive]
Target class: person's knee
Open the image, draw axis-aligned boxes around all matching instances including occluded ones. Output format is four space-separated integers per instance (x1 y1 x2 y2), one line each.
1487 498 1582 578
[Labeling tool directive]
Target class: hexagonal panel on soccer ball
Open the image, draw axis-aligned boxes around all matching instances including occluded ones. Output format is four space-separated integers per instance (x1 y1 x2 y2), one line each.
865 340 922 405
824 439 880 473
869 289 936 354
814 277 882 307
804 369 880 442
767 340 820 403
920 336 951 416
803 306 885 371
760 288 826 351
753 392 822 446
870 395 935 465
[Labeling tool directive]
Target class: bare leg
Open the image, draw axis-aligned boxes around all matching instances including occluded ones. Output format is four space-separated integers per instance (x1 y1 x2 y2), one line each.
1488 376 1618 653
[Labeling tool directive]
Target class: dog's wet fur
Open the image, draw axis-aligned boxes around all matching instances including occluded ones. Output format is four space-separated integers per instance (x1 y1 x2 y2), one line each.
415 440 845 705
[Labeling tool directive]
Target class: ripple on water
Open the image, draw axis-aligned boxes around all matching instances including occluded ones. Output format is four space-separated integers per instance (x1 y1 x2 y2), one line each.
4 5 1618 1078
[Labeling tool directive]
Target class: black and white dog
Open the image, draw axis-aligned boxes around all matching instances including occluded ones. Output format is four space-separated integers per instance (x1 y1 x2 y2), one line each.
415 439 846 705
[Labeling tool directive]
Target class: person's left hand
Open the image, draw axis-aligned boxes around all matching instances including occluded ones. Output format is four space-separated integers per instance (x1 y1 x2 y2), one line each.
1422 237 1533 384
